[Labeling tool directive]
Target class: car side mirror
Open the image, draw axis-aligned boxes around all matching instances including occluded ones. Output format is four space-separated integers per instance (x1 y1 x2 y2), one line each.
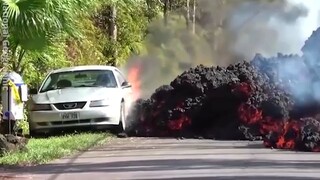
29 88 38 95
121 81 131 88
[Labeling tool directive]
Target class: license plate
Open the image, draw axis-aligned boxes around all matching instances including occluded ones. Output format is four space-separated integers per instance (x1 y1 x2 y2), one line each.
60 112 79 120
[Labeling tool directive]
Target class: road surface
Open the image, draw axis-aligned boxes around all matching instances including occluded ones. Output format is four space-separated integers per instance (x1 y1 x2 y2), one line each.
1 137 320 180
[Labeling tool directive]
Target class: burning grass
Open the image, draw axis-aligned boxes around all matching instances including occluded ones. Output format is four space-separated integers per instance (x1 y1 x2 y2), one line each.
125 28 320 152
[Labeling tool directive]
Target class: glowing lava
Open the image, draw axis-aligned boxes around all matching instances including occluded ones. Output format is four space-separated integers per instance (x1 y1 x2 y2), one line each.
127 64 142 100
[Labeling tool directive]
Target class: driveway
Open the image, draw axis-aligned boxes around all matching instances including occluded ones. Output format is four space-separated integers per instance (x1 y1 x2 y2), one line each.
1 137 320 180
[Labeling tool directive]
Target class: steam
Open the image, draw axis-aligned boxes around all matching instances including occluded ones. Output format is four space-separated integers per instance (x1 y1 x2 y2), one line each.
123 0 320 99
243 0 320 103
289 0 320 40
228 0 317 59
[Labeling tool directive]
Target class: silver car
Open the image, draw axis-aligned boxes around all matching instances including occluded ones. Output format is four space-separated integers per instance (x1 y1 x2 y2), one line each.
27 65 133 134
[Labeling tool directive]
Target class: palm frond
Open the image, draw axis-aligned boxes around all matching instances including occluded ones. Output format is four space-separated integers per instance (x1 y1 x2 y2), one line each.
1 0 100 51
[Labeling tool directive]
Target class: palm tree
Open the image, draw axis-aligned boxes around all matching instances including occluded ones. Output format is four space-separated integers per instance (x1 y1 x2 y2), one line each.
0 0 102 74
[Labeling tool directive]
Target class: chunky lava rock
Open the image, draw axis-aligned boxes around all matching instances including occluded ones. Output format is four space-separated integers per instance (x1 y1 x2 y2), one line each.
0 134 28 156
126 27 320 152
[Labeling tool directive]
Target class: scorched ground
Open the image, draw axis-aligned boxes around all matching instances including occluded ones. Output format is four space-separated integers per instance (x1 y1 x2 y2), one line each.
126 27 320 152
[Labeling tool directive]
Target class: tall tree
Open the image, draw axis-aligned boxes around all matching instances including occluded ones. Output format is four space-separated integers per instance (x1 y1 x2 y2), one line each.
163 0 170 26
186 0 190 30
192 0 196 34
108 4 118 66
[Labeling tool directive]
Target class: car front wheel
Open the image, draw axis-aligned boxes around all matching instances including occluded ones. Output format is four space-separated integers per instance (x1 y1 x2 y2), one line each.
117 102 126 133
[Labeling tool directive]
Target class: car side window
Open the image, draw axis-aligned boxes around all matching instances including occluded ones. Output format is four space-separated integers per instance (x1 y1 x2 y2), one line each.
114 70 126 86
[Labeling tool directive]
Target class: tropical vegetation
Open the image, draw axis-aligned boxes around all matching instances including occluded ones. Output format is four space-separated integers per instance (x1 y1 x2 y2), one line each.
0 0 286 89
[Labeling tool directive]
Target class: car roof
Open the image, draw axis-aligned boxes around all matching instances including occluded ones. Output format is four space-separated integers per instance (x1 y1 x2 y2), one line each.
50 65 118 74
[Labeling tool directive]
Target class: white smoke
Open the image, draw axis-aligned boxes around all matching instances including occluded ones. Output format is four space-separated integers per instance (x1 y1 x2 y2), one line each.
229 0 320 59
288 0 320 47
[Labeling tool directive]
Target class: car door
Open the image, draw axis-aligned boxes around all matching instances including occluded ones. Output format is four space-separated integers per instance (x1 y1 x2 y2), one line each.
114 69 133 113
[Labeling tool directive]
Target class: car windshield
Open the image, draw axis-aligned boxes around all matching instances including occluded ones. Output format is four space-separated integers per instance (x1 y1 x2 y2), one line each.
39 69 118 92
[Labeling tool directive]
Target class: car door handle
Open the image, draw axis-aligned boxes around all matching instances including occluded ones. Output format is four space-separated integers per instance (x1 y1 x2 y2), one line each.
122 85 132 89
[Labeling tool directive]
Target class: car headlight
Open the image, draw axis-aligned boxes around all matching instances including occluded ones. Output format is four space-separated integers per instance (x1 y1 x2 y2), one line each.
89 99 110 107
30 104 52 111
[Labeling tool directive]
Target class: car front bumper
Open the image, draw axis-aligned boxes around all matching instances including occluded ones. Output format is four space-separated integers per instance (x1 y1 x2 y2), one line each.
29 105 120 131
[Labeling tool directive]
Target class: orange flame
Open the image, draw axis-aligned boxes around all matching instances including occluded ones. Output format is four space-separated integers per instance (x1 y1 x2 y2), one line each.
238 103 262 125
127 64 142 100
275 120 300 149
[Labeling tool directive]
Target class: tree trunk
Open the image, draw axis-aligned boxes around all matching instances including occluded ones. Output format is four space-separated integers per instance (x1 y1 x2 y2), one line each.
213 0 226 52
146 0 152 21
164 0 169 26
186 0 190 30
192 0 196 34
108 5 117 66
11 47 25 74
16 49 26 74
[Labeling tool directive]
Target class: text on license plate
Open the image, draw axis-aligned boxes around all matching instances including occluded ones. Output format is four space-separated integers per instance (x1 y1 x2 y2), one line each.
60 112 80 120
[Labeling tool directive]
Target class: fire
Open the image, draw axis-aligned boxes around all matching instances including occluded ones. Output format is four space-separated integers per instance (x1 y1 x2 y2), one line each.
238 103 263 125
127 64 142 100
168 103 192 131
275 120 300 149
232 82 252 98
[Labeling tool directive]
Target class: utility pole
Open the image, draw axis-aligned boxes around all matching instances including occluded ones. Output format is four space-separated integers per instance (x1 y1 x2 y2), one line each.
192 0 196 34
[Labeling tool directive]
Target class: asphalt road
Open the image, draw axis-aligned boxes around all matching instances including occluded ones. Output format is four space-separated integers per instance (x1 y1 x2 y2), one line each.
1 137 320 180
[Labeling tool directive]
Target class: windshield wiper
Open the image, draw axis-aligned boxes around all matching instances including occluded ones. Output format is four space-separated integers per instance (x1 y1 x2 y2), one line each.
75 85 106 87
39 87 68 92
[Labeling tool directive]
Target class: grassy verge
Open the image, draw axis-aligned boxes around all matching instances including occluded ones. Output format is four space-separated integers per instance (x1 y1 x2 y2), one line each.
0 132 112 166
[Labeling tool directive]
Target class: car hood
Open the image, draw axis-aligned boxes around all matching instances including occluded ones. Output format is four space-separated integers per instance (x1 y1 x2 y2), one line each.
31 87 121 104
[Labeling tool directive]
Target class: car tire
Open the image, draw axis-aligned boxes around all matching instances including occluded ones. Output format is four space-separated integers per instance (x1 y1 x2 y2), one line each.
29 129 51 138
117 102 126 133
29 130 39 138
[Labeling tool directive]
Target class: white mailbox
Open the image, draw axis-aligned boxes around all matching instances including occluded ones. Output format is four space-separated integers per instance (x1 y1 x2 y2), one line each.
1 71 28 121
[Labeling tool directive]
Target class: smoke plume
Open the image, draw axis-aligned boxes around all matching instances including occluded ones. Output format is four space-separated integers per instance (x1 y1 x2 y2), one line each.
124 0 320 99
229 0 320 59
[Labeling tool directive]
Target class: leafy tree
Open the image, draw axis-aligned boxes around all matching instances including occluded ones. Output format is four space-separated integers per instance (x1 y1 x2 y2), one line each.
0 0 291 91
0 0 107 87
0 0 103 74
94 0 153 66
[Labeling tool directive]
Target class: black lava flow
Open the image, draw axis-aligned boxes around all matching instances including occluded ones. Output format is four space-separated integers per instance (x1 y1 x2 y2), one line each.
126 27 320 152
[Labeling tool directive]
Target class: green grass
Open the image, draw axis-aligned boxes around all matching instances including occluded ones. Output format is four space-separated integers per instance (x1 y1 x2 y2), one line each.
0 132 112 166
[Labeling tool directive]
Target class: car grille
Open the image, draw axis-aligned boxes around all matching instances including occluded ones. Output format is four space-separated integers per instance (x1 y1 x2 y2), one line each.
54 102 86 110
51 119 91 125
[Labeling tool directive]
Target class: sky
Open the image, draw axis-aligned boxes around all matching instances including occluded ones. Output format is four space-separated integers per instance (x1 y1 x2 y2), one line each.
229 0 320 58
288 0 320 42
